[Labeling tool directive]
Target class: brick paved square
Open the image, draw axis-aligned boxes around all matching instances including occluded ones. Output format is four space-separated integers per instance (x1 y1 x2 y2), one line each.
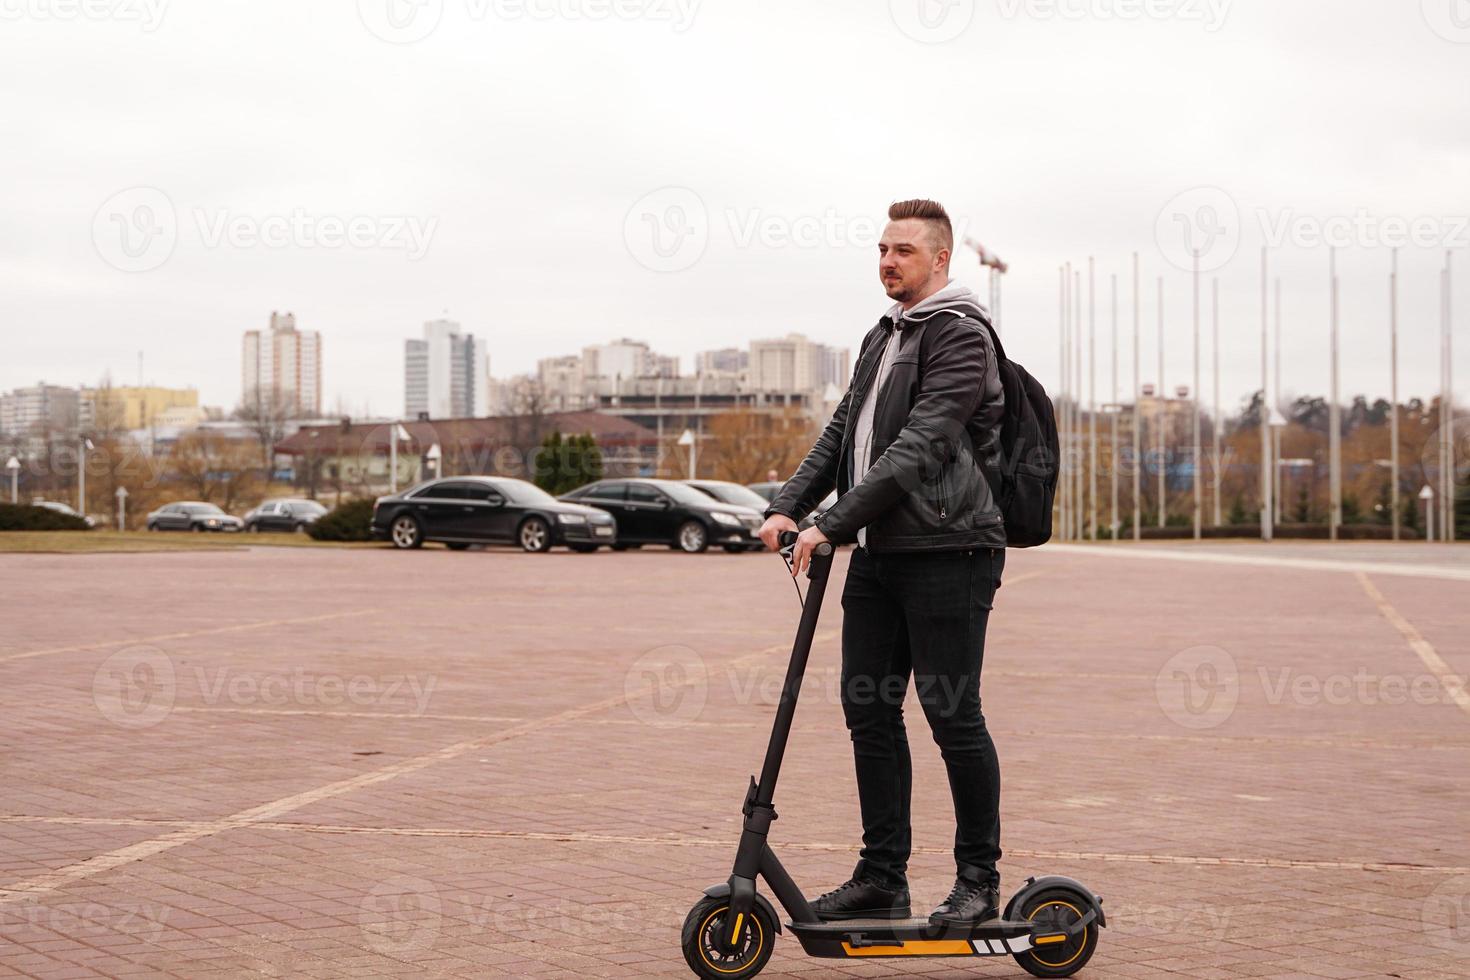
1 543 1468 978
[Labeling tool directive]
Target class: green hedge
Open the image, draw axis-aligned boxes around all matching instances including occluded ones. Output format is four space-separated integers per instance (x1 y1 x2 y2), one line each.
0 503 91 531
308 498 375 541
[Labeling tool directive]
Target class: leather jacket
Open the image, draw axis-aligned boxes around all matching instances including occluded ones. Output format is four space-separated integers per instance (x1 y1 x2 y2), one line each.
767 299 1007 552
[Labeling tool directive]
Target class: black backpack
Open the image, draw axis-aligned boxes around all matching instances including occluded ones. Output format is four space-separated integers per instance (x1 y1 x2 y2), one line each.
976 315 1059 548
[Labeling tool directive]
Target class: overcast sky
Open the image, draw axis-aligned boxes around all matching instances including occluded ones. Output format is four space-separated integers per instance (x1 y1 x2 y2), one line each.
2 0 1466 419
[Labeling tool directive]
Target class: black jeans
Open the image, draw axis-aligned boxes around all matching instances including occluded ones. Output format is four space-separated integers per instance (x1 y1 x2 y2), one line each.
839 545 1004 891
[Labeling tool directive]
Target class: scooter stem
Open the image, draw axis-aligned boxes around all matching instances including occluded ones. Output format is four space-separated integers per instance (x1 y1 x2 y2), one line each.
755 537 834 807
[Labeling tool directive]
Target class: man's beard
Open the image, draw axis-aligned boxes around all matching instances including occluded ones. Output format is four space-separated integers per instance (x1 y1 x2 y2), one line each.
883 276 912 302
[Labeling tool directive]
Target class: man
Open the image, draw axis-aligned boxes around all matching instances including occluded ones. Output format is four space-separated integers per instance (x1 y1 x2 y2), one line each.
758 199 1007 927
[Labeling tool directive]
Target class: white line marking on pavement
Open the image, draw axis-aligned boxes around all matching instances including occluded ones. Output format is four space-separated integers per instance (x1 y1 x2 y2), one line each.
1356 572 1470 716
0 631 835 903
0 609 378 665
1046 543 1470 582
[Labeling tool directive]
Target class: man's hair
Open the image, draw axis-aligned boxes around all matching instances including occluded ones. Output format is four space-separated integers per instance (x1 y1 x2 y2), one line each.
887 199 954 255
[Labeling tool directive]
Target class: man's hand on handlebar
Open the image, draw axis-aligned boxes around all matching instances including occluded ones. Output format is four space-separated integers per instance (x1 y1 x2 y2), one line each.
758 513 797 552
788 525 830 577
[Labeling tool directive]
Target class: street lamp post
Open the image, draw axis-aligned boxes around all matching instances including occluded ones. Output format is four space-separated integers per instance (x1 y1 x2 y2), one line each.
115 485 128 532
1421 484 1436 541
78 438 94 517
1111 272 1119 539
1212 276 1221 527
678 428 697 480
6 456 18 504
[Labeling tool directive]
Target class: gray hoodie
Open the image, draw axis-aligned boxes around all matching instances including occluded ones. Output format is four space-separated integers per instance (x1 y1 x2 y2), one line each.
852 280 990 546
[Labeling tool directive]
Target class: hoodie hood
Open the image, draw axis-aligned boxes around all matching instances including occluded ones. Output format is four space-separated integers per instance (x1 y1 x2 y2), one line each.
885 280 988 328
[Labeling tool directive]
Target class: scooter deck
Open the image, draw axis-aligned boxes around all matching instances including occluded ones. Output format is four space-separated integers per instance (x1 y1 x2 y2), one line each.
787 917 1038 958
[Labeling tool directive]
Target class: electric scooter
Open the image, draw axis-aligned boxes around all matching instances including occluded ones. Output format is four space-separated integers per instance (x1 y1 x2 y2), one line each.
681 532 1104 978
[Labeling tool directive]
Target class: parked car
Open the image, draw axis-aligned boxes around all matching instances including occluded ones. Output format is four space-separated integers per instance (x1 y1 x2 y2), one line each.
244 498 328 534
32 500 96 528
685 480 775 549
371 476 617 552
145 501 244 532
561 478 763 553
745 481 837 530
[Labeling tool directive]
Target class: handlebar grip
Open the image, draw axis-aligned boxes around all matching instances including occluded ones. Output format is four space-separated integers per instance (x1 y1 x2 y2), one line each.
777 530 799 549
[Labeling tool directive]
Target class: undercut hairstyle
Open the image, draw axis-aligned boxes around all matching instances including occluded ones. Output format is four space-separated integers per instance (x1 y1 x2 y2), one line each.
888 198 954 255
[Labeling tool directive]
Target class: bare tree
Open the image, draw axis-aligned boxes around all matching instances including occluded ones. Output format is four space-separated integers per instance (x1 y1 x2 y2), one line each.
167 432 262 511
235 385 299 467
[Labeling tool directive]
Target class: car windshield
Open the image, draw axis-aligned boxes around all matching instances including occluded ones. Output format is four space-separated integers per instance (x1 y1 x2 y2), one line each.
658 481 724 507
698 483 771 511
183 503 224 514
496 480 557 505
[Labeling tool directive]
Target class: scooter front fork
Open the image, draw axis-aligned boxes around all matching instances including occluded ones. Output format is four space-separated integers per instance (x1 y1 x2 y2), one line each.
718 777 774 955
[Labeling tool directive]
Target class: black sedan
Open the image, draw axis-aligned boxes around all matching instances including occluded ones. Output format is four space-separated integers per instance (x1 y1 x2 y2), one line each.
560 478 763 553
243 498 327 533
145 501 244 532
371 476 617 552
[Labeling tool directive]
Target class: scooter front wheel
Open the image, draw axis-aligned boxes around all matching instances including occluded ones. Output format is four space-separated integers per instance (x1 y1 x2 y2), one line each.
1012 886 1100 978
680 894 775 979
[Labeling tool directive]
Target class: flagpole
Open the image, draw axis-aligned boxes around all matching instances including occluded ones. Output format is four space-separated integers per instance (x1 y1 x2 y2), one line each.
1212 276 1221 527
1192 248 1202 541
1111 271 1119 540
1157 276 1166 529
1089 257 1098 542
1329 248 1342 541
1261 248 1272 542
1390 249 1400 541
1133 252 1142 542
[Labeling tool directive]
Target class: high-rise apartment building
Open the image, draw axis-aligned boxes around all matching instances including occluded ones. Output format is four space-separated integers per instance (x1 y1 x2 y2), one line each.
748 334 850 394
242 311 322 416
404 318 490 419
0 383 80 437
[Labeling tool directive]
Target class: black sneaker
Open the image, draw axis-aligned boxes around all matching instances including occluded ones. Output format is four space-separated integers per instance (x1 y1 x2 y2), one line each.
810 877 911 921
929 876 999 927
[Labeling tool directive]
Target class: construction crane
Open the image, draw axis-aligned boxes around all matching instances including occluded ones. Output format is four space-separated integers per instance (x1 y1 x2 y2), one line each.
963 237 1008 330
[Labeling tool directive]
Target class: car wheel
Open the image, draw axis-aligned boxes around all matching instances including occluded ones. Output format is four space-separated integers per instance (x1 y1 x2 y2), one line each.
246 523 260 534
445 542 471 551
146 522 157 532
192 524 204 533
675 521 709 554
294 523 306 534
390 514 424 549
518 517 553 553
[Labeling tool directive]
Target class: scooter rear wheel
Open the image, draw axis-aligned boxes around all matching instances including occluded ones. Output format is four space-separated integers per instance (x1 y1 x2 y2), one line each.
1012 886 1099 978
680 895 775 979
